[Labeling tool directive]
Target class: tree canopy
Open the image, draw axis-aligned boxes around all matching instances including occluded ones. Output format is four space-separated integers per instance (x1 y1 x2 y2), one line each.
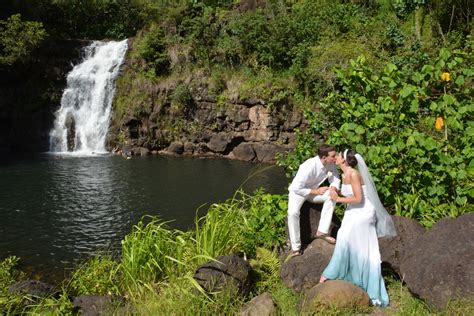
0 14 46 65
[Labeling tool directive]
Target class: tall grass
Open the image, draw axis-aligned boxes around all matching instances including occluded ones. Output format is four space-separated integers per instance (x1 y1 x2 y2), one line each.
192 195 248 261
120 217 192 289
126 277 246 315
119 192 250 293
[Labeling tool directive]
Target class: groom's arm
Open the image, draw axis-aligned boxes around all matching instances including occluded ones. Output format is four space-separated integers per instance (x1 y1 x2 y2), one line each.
289 160 314 197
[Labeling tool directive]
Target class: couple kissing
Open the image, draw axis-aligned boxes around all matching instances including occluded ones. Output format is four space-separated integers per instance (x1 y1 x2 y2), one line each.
287 143 396 307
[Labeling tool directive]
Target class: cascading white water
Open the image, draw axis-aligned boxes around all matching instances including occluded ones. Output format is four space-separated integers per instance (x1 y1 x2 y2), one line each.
49 40 128 154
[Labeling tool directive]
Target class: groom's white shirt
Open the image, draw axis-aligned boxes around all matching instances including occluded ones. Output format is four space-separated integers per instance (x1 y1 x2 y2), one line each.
288 156 341 197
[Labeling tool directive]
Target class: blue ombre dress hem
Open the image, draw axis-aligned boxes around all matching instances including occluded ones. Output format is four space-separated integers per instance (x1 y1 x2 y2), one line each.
322 184 390 307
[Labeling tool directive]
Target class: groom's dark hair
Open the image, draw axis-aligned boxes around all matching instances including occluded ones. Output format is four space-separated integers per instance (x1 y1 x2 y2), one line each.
318 144 335 158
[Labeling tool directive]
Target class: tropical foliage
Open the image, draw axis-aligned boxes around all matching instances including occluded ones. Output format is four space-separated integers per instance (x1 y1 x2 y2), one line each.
278 44 473 226
0 14 46 65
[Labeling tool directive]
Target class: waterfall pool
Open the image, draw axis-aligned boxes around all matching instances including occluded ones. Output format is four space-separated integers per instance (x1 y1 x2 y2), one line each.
0 154 288 281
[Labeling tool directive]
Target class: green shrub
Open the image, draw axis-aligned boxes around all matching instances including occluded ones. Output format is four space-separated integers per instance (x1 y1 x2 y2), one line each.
120 218 189 287
171 83 194 112
0 14 47 65
216 9 270 66
68 255 120 295
304 36 377 98
137 22 170 75
0 256 21 291
240 190 288 257
0 257 26 314
279 45 474 225
249 247 281 293
385 23 406 50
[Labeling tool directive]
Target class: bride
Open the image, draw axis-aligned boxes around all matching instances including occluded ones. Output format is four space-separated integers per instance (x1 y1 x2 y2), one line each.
319 149 396 307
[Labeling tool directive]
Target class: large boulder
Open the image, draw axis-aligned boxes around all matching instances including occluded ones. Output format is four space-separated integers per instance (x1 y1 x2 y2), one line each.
300 280 370 312
230 143 256 161
207 133 232 153
73 295 123 316
9 279 57 298
280 239 334 292
194 254 252 296
240 292 276 316
400 212 474 309
167 141 184 155
379 216 426 276
283 109 302 130
252 142 286 163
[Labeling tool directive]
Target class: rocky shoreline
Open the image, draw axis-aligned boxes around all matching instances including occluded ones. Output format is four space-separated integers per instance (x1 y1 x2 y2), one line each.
108 95 304 163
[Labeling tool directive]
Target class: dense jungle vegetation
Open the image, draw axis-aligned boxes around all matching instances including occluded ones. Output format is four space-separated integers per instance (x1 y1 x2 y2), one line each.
0 0 472 314
2 0 472 223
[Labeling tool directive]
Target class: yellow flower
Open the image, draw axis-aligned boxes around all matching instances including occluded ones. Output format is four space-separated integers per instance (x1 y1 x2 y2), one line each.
441 72 451 82
435 117 444 130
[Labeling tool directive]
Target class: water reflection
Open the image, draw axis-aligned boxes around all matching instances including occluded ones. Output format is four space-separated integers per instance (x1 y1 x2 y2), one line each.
47 157 124 255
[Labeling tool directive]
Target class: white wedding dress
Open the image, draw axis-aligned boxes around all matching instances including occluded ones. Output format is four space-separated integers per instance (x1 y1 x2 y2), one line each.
322 184 389 306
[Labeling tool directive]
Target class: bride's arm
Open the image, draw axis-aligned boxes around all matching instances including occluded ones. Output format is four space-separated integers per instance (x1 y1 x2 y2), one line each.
330 172 363 204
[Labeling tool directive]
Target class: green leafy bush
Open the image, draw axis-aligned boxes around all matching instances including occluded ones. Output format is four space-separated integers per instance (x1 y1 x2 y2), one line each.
0 256 25 314
240 190 288 257
68 255 120 295
171 83 194 112
385 23 406 49
393 0 427 18
0 14 46 65
279 45 473 225
44 0 152 39
216 9 270 66
0 256 21 288
137 22 170 75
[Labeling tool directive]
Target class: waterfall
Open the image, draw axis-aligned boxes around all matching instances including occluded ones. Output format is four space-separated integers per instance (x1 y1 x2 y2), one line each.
49 40 128 154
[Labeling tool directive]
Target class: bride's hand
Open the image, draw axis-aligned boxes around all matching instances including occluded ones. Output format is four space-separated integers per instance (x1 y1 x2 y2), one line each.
330 190 339 201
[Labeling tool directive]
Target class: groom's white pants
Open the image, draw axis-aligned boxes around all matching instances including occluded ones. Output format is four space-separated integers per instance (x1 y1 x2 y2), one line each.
287 191 335 251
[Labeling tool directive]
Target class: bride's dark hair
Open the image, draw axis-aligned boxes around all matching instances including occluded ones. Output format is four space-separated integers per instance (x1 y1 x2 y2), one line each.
344 149 358 168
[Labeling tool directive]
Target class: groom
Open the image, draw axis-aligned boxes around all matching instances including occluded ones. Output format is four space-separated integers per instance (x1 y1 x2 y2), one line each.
287 144 340 257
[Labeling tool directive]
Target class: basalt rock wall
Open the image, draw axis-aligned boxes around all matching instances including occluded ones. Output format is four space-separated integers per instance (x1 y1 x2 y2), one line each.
109 96 303 163
108 39 305 163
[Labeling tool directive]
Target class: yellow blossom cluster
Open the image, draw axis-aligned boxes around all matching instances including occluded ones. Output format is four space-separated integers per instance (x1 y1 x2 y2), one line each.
441 72 451 82
435 117 444 130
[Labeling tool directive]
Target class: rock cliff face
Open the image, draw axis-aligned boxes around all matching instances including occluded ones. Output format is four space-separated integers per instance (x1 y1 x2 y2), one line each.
0 39 85 152
109 96 303 162
108 42 304 163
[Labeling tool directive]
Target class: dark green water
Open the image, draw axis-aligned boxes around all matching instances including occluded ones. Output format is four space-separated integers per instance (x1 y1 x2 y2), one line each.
0 154 288 280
